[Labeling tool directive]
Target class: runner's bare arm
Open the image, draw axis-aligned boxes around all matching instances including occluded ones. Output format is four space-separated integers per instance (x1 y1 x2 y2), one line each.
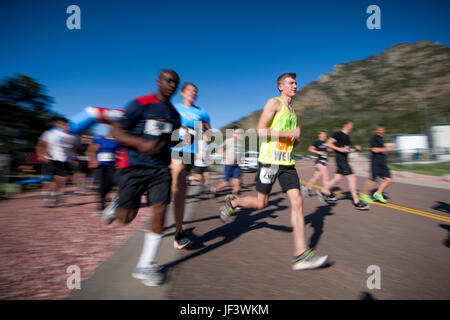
257 98 298 139
371 146 393 153
308 145 324 155
110 121 166 156
35 139 49 163
86 143 99 168
202 122 211 132
326 138 346 153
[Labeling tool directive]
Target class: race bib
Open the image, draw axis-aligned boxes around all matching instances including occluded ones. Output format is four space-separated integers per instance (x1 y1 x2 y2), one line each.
259 166 278 184
179 126 196 137
98 152 116 162
144 119 173 136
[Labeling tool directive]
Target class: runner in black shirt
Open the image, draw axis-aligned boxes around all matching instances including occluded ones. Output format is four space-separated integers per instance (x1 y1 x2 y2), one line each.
326 120 368 210
301 130 336 202
360 124 395 204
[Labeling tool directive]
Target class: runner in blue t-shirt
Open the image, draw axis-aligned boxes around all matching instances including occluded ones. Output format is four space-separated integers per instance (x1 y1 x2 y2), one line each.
86 129 119 213
170 82 211 249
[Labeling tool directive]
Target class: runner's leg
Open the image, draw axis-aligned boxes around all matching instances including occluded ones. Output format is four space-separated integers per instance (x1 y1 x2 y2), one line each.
286 188 308 256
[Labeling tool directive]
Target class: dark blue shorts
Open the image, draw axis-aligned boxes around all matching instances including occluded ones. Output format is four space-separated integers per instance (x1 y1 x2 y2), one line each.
222 164 241 181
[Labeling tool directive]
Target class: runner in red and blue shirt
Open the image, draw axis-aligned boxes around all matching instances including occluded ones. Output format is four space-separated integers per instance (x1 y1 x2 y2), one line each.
102 70 182 286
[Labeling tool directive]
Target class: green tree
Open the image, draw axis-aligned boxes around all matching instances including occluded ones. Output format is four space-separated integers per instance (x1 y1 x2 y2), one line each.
0 74 60 152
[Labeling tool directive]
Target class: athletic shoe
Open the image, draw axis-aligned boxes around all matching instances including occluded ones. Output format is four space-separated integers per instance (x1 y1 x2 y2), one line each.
133 264 165 286
327 193 338 201
355 200 369 211
315 189 327 204
219 194 236 223
373 192 387 204
301 185 311 198
42 198 56 208
292 249 328 271
102 197 118 225
360 193 374 204
141 265 165 286
174 230 192 249
209 188 216 199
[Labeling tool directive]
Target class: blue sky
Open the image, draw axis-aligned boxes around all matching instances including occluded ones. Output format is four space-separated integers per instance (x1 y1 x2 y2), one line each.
1 0 449 134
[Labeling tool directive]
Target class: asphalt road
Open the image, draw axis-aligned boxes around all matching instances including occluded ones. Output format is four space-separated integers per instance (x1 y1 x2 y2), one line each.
70 160 450 300
167 161 450 300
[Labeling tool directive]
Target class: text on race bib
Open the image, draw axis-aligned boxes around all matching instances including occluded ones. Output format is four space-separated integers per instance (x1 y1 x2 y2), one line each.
144 119 173 136
260 166 278 184
97 152 116 162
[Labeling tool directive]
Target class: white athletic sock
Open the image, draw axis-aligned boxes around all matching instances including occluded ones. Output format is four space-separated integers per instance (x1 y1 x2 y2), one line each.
136 232 163 269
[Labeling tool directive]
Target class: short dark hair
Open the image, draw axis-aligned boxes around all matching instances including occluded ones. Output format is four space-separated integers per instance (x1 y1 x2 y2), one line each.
277 73 296 91
376 123 385 128
55 117 68 124
158 69 179 80
317 130 327 136
342 120 352 127
181 82 198 92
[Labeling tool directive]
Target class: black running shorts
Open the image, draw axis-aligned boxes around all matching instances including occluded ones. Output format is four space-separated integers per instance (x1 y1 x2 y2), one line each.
371 162 391 181
336 159 353 176
193 166 209 174
52 161 72 177
117 166 172 210
255 163 300 195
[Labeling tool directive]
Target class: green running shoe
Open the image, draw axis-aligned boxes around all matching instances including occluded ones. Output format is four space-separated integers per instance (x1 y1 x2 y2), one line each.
360 193 374 204
292 249 328 271
219 194 236 223
373 192 387 203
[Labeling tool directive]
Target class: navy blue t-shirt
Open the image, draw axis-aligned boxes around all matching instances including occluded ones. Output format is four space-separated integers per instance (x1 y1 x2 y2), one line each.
313 139 328 163
119 94 181 168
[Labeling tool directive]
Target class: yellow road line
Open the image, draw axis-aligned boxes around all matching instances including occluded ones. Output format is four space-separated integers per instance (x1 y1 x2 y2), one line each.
296 166 450 223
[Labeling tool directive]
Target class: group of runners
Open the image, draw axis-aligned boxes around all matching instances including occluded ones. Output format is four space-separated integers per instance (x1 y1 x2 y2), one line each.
299 121 394 209
35 70 394 286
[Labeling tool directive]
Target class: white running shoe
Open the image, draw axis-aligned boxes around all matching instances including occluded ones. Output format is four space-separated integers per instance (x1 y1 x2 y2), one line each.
292 249 328 271
102 197 118 225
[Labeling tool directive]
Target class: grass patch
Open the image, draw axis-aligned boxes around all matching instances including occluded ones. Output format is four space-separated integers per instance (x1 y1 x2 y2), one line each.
389 161 450 176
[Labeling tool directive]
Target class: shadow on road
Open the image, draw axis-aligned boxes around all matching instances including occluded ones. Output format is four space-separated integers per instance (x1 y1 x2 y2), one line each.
433 201 450 214
304 204 336 249
439 224 450 248
359 291 377 300
163 196 336 273
163 197 292 271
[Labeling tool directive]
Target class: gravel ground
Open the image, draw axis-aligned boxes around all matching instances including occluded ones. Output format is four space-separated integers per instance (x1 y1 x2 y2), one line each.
0 187 152 300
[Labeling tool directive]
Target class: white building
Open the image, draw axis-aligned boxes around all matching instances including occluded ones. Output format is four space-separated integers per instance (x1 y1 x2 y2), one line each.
394 134 429 160
428 123 450 160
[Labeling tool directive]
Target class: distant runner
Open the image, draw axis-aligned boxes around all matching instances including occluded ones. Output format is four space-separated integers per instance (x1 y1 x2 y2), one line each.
170 82 211 249
36 117 76 207
360 124 395 204
324 120 369 210
86 128 119 215
301 130 337 203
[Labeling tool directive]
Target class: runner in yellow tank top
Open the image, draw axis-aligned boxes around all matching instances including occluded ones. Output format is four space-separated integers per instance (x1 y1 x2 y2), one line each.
219 73 328 271
258 97 297 166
